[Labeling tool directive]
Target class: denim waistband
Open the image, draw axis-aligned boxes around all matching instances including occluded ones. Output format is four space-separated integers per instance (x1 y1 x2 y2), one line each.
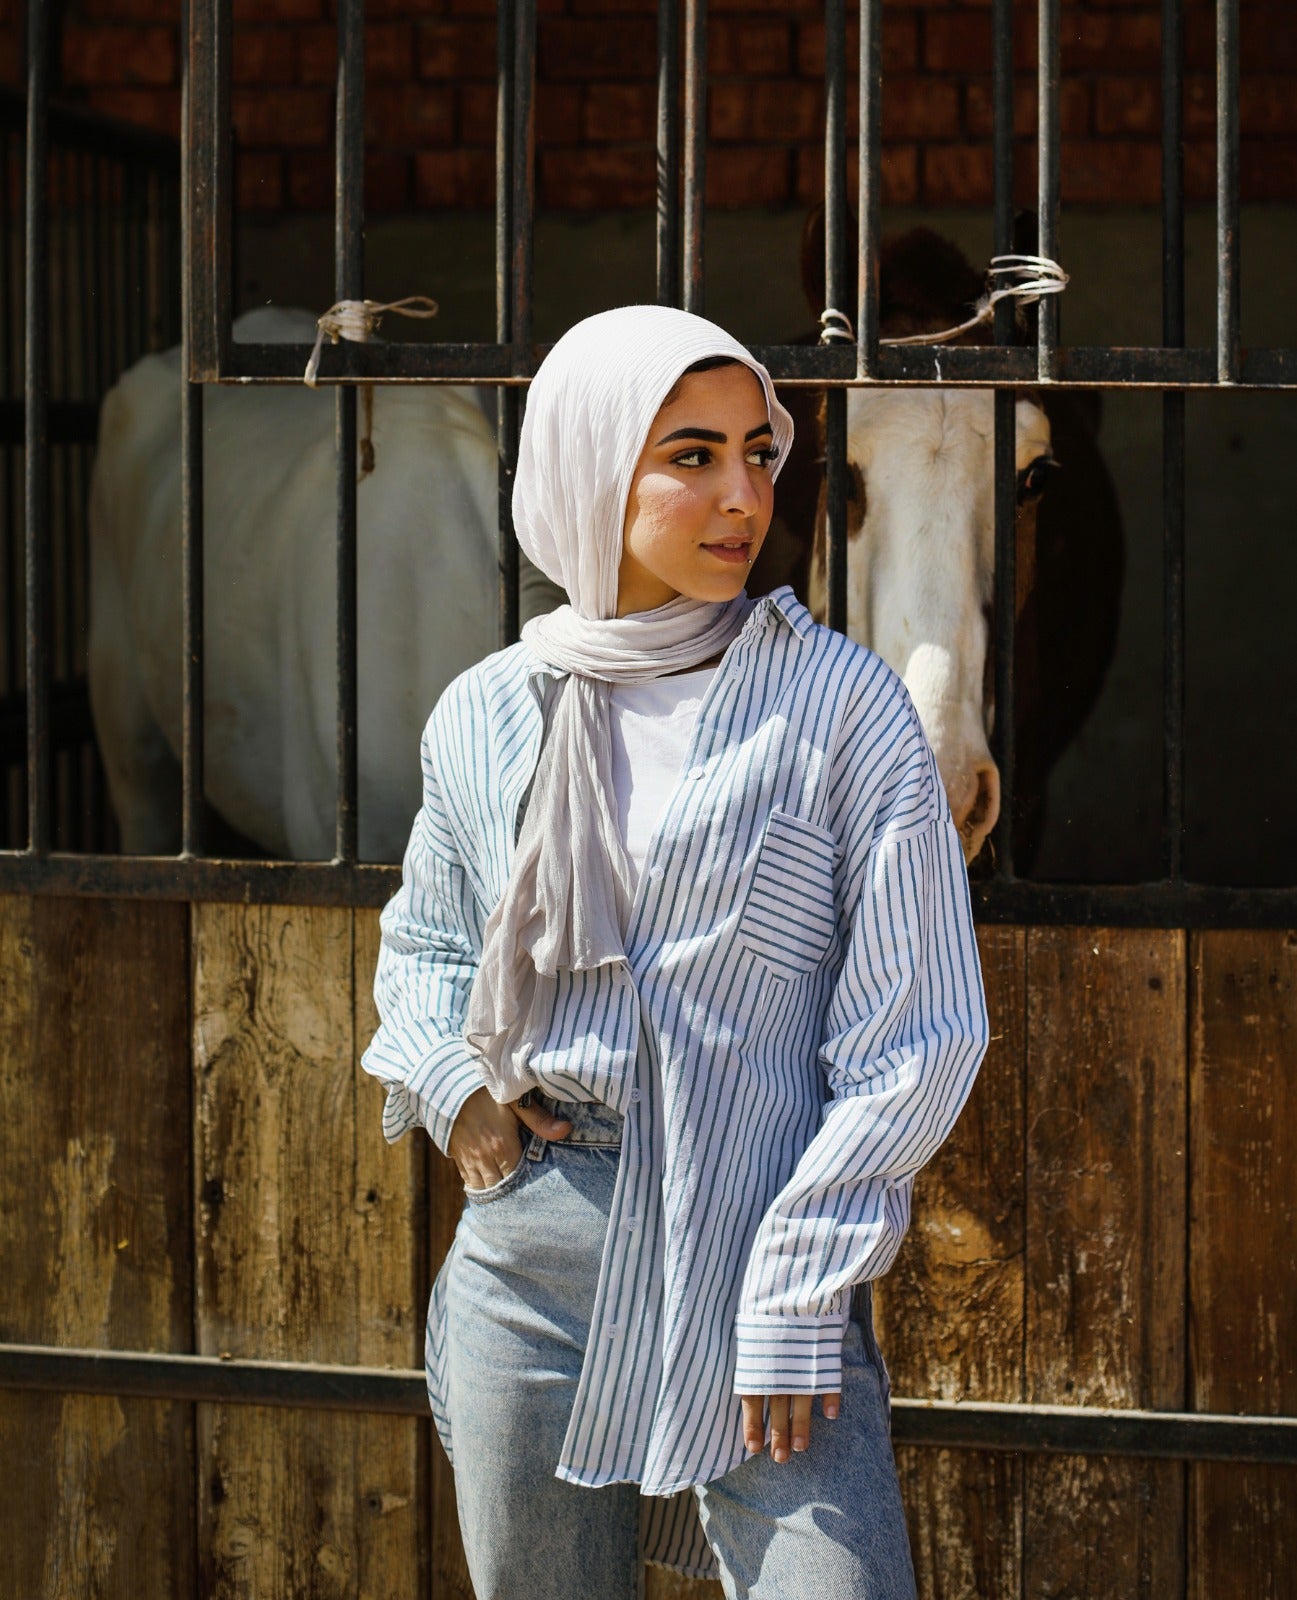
532 1092 624 1147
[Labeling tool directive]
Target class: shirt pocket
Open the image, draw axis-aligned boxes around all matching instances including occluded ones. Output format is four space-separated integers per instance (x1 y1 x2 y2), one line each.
737 807 841 978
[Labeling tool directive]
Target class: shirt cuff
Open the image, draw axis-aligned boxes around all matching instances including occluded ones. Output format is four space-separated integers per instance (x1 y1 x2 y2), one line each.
732 1309 850 1395
362 1025 486 1156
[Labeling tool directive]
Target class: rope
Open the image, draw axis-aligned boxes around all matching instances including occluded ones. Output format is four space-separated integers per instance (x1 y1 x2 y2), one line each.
302 294 440 386
818 253 1068 350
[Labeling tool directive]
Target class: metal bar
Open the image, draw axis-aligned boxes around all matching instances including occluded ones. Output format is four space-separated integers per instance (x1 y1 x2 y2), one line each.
856 0 881 378
655 0 681 306
822 0 848 637
992 0 1015 344
991 391 1016 879
334 0 365 865
1215 0 1240 382
207 340 1297 390
496 0 520 649
25 0 51 855
1036 0 1061 382
1162 0 1185 883
185 0 232 383
4 1343 1297 1464
511 0 536 361
180 0 204 858
681 0 706 315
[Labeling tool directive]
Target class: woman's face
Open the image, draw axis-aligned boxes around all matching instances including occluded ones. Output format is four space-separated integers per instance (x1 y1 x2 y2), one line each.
617 363 778 616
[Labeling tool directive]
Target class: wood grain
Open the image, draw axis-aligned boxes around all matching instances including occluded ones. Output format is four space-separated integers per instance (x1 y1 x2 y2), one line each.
0 893 194 1598
875 924 1026 1600
1189 930 1297 1600
1024 927 1187 1600
194 903 423 1599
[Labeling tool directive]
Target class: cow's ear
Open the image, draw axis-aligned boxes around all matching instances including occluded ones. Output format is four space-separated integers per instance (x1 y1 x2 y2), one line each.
879 227 983 328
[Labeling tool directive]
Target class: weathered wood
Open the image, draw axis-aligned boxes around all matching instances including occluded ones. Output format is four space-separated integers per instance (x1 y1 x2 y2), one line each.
1189 930 1297 1600
876 924 1026 1600
1024 927 1187 1600
194 903 423 1599
0 893 194 1598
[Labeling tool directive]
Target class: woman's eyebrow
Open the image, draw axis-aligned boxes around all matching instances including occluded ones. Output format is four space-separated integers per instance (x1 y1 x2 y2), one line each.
654 421 774 446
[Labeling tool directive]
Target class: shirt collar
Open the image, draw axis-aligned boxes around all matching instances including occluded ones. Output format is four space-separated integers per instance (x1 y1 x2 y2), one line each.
523 584 812 693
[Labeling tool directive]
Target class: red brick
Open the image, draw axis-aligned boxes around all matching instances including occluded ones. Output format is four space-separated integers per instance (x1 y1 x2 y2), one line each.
965 76 1091 139
585 83 656 143
1241 8 1297 73
705 146 792 208
80 0 181 20
1094 77 1159 137
233 27 295 86
1182 139 1215 203
1050 10 1164 74
567 0 655 11
750 81 822 142
366 0 446 15
710 0 817 15
539 146 655 208
365 151 413 213
415 147 495 208
364 84 455 147
795 144 918 209
1183 74 1214 140
537 85 584 144
84 87 182 140
708 84 750 143
300 21 414 84
62 24 177 88
1239 77 1297 137
418 20 495 79
924 12 993 74
233 0 322 20
286 149 332 210
711 20 791 77
296 24 335 84
798 18 918 77
539 19 655 80
1060 138 1162 204
923 143 996 206
459 81 496 144
883 77 960 141
232 88 334 147
236 149 283 212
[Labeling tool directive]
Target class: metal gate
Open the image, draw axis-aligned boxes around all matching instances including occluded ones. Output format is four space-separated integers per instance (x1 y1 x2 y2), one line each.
2 0 1295 1582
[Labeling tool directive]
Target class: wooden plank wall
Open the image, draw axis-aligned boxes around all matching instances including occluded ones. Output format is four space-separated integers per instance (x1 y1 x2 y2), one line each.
1 899 1294 1598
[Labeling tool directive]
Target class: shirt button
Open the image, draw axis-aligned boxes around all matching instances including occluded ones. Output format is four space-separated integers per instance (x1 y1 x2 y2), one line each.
648 865 664 882
688 764 706 781
606 1324 620 1339
629 1088 642 1103
624 1217 639 1232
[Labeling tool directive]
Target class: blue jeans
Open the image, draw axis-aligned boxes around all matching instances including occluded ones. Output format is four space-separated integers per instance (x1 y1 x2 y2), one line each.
439 1098 916 1600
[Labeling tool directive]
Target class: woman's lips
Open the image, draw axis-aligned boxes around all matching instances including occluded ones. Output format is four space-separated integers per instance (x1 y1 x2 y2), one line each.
701 541 752 564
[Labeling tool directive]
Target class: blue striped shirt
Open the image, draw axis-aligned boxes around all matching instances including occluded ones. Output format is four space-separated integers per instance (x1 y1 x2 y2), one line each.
362 583 988 1501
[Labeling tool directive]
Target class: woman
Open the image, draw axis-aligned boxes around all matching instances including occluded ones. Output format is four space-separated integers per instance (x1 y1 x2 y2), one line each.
363 304 988 1599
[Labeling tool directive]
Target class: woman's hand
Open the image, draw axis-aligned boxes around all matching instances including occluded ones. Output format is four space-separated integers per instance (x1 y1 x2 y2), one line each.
448 1086 572 1190
739 1392 841 1464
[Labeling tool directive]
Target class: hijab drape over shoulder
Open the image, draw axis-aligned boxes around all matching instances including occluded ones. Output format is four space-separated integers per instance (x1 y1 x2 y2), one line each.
463 305 795 1102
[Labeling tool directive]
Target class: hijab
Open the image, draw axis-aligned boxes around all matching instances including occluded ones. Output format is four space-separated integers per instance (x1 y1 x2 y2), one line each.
462 304 795 1101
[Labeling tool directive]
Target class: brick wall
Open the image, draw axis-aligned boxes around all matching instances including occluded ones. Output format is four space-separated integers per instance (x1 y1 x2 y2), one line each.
11 0 1297 210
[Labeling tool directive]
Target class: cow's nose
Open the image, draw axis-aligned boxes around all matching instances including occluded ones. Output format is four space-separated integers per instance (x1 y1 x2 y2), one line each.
948 761 1000 864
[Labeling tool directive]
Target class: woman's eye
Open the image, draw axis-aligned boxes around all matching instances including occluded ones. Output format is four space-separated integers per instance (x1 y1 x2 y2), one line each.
672 448 711 468
748 445 780 469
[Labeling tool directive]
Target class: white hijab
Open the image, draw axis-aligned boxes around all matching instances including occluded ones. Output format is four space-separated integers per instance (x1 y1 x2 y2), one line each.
463 305 795 1102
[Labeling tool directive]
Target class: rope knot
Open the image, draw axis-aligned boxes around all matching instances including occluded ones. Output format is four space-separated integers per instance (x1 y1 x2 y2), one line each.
302 294 440 387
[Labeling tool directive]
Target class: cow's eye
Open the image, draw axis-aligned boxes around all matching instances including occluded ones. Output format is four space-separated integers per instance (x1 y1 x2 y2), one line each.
1017 454 1056 502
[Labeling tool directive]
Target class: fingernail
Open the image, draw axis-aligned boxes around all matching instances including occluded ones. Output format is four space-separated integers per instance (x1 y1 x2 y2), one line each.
792 1436 807 1451
773 1447 788 1464
746 1439 761 1455
824 1404 839 1420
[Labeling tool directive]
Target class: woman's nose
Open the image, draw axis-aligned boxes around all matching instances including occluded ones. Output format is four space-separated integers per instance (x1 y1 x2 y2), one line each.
719 457 760 516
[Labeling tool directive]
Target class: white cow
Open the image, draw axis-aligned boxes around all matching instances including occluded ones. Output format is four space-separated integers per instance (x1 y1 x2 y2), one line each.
89 307 498 861
808 388 1055 865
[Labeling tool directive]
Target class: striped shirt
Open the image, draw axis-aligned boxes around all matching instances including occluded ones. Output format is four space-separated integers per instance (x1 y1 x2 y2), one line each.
362 582 988 1501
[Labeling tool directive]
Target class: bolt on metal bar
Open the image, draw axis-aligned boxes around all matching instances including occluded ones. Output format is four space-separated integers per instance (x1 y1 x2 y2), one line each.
1215 0 1240 383
1036 0 1061 383
180 0 205 857
682 0 706 315
655 0 681 307
333 0 365 865
991 0 1017 879
822 0 849 638
856 0 881 379
1162 0 1186 882
24 0 51 855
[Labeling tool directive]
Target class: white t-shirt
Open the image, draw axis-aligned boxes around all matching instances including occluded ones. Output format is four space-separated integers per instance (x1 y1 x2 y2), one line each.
609 665 717 886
